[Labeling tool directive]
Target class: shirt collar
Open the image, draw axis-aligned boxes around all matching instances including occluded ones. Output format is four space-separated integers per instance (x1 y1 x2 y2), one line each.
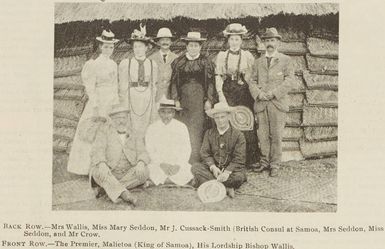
186 53 200 60
217 124 230 135
135 55 147 61
159 50 169 57
265 49 278 58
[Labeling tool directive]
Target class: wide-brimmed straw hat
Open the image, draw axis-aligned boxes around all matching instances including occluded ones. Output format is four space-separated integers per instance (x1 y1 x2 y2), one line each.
109 105 130 117
181 32 207 42
197 180 227 203
206 102 235 118
260 27 282 40
96 30 119 44
154 27 175 41
157 96 182 111
223 23 248 37
128 23 152 44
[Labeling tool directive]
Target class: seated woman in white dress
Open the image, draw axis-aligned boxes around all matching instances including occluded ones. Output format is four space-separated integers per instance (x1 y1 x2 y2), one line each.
145 97 194 186
67 29 120 175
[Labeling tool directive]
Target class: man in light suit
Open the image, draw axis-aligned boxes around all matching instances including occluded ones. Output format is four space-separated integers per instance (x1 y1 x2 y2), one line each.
249 28 294 177
89 105 150 205
149 28 178 102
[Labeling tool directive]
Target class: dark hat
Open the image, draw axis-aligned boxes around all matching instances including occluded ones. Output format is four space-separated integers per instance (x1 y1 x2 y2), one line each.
128 23 153 44
261 27 282 40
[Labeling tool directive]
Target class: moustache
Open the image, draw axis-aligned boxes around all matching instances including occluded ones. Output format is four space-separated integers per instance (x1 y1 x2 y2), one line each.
160 43 171 46
266 45 274 49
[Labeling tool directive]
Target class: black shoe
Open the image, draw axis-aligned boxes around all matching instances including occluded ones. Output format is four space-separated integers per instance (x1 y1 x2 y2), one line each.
253 160 270 173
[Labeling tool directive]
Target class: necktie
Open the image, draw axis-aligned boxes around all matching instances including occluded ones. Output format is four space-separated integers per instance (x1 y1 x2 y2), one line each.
229 50 240 55
266 57 272 68
137 59 145 83
162 54 167 63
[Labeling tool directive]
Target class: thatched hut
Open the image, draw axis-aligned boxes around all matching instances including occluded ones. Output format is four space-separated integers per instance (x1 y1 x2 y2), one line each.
53 3 338 181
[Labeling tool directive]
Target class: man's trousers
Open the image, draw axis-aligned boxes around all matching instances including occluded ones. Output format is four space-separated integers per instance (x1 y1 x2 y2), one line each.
191 163 247 189
90 162 149 203
256 102 286 165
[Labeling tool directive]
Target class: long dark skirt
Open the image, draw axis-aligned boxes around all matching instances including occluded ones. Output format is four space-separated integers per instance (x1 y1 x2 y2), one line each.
176 82 208 164
223 79 260 166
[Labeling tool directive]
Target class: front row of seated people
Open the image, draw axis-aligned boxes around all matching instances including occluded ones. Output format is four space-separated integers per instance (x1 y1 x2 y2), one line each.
89 98 247 205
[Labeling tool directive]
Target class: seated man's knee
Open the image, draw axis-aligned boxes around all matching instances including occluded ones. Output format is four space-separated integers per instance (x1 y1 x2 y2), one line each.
191 162 206 175
91 163 111 182
225 171 247 189
135 163 150 183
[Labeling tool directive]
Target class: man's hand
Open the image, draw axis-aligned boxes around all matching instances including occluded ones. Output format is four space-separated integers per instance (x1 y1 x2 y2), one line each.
204 100 212 111
265 91 274 100
258 92 269 101
210 165 222 178
217 170 231 183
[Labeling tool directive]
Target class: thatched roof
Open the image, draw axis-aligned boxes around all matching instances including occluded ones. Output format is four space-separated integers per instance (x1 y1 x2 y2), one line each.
55 3 339 24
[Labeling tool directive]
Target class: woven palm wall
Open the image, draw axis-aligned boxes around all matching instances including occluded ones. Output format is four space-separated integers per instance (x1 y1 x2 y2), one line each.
53 12 338 180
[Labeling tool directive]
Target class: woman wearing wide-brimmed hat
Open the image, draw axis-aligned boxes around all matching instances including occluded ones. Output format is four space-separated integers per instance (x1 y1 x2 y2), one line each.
215 23 260 167
118 24 158 138
67 29 120 175
169 31 216 163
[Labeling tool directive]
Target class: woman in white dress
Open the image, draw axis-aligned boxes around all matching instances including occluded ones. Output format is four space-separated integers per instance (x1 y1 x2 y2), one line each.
67 29 120 175
118 24 158 138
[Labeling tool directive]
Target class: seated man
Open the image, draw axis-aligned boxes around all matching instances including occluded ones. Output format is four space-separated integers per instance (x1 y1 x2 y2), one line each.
145 97 194 186
192 102 247 198
89 105 150 205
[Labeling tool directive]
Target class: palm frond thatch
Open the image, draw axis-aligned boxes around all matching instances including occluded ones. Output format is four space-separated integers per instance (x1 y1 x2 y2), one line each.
286 111 302 127
54 55 88 77
288 93 305 110
54 117 78 128
307 37 338 58
55 3 339 24
54 126 77 141
302 106 337 126
303 70 338 90
290 55 307 74
304 127 338 141
54 99 86 121
306 54 338 74
300 139 337 158
283 141 300 151
283 127 304 141
306 90 338 107
282 150 304 162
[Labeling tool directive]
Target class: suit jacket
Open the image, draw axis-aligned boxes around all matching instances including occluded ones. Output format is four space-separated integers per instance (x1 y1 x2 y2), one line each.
248 52 295 113
149 50 178 101
200 125 246 172
90 123 150 171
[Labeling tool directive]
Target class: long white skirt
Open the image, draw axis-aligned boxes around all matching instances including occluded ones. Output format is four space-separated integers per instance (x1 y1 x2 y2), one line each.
67 86 117 175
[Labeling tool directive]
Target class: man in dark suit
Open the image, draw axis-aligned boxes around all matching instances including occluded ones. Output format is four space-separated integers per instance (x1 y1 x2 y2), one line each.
191 102 247 198
249 28 295 177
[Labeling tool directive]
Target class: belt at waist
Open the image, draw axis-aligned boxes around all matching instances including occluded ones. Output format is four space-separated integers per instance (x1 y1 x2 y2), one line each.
130 81 149 87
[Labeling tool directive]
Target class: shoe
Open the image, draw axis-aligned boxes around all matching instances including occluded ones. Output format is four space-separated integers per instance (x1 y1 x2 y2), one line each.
120 190 138 206
95 187 106 199
269 167 278 177
226 188 235 198
142 180 154 189
253 159 270 173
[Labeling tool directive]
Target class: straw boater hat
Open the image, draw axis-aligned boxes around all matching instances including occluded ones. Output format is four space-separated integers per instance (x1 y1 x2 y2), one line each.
157 96 182 111
128 23 152 44
206 102 235 118
261 27 282 40
181 32 207 42
223 23 248 37
96 30 119 44
197 180 227 203
154 27 175 41
108 105 130 117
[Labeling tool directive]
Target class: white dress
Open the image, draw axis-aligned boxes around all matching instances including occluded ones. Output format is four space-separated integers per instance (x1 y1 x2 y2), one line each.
118 57 158 138
145 119 193 186
67 55 119 175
